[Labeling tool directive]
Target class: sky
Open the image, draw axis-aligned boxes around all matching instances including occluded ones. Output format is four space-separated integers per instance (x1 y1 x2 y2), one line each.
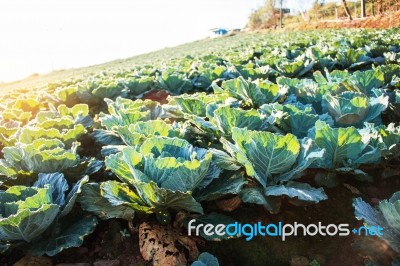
0 0 316 83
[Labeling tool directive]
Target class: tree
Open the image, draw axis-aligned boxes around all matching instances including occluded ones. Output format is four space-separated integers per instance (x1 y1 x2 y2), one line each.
377 0 383 15
361 0 366 17
279 0 283 28
248 0 276 29
342 0 353 20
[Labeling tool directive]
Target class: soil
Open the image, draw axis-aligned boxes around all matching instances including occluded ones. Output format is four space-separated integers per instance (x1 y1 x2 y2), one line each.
204 172 400 266
2 170 398 266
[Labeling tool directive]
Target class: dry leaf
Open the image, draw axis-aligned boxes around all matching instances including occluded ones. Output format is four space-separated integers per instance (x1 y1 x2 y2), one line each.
216 196 242 212
343 183 362 195
139 222 199 266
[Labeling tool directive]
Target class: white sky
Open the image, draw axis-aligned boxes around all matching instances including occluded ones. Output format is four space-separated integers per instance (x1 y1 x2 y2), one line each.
0 0 315 82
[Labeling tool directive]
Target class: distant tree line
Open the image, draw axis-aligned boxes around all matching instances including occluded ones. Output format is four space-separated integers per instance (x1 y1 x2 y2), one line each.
316 0 400 20
365 0 400 15
248 0 400 29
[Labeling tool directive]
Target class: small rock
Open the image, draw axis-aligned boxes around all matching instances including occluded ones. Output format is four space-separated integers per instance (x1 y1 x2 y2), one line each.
173 211 188 228
93 260 120 266
290 256 309 266
15 256 52 266
94 245 102 253
312 254 326 265
55 264 90 266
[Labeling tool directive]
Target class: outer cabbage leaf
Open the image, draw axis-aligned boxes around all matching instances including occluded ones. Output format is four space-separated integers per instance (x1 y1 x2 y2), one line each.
166 93 229 117
273 59 315 78
33 172 68 206
191 252 220 266
91 79 129 100
100 180 152 213
344 70 384 95
311 121 381 170
35 103 92 128
192 63 226 89
213 77 284 107
11 98 42 114
264 181 327 203
91 129 124 145
274 138 325 183
259 102 325 138
30 215 97 256
380 192 400 237
378 123 400 158
193 173 246 201
209 148 242 171
221 127 300 187
220 128 326 209
0 172 91 254
0 139 79 181
55 86 79 105
0 186 59 242
210 106 266 136
8 173 96 256
155 72 193 94
387 89 400 122
124 75 153 96
323 92 388 127
134 181 203 214
19 125 85 148
313 69 350 85
79 183 136 220
375 64 400 84
336 48 371 69
354 192 400 253
99 97 164 130
116 120 181 146
33 173 89 218
0 242 10 253
0 120 19 147
239 187 281 213
122 139 212 192
277 77 327 107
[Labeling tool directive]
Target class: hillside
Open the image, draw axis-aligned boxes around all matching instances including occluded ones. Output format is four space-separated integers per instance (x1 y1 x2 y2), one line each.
0 33 253 93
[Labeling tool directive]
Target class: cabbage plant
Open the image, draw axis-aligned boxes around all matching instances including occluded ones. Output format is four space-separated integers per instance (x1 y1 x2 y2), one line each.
354 191 400 254
310 121 381 171
0 173 96 256
80 136 245 221
322 92 388 127
0 137 101 187
212 77 285 107
99 97 164 130
214 127 327 212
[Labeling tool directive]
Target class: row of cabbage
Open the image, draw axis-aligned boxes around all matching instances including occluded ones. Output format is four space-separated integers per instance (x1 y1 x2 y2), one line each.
0 28 399 264
45 29 400 109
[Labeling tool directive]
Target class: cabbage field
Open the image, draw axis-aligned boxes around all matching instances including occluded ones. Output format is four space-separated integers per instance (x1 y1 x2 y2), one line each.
1 29 400 266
